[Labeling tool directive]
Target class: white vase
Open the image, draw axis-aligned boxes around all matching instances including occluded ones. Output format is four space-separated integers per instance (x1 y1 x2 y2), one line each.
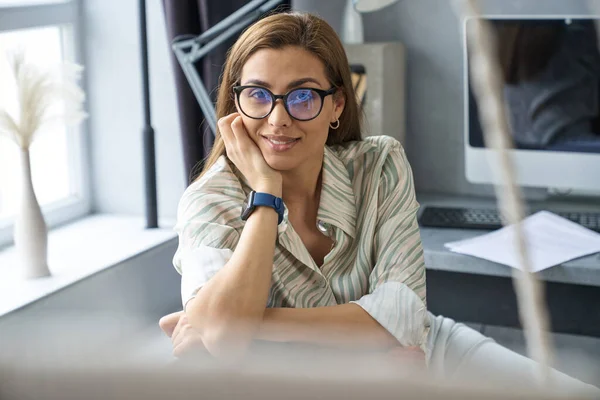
13 147 51 279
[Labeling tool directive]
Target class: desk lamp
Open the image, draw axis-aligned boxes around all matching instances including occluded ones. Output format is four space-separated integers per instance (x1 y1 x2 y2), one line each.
353 0 399 12
171 0 285 136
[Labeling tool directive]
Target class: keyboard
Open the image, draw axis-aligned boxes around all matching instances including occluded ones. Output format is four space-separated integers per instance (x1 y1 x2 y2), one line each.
419 206 600 233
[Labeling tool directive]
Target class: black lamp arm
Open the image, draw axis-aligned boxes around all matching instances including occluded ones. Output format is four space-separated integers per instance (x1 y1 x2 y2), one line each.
171 0 285 136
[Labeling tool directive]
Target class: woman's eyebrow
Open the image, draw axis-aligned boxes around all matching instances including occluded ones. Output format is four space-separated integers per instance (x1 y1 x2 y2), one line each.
241 77 324 89
242 79 271 88
286 77 323 89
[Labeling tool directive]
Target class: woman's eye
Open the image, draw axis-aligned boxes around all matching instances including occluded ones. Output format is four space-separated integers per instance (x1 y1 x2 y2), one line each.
249 89 269 100
292 90 312 101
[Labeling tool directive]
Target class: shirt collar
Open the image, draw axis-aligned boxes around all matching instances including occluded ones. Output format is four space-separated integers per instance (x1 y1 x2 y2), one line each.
230 149 357 239
317 146 357 239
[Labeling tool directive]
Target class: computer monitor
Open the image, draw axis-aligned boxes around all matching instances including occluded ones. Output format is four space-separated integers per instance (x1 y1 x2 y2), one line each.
464 16 600 192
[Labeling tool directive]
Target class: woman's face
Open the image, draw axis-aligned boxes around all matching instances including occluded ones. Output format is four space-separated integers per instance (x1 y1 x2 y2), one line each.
237 46 345 173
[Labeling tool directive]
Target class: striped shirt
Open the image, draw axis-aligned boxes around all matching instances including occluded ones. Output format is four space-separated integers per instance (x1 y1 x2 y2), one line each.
173 135 432 355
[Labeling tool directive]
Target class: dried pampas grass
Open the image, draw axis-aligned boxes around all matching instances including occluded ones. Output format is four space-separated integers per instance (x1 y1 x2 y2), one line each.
0 48 87 149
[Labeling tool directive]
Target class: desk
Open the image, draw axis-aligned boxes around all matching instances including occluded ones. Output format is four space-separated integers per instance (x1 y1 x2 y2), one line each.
419 194 600 338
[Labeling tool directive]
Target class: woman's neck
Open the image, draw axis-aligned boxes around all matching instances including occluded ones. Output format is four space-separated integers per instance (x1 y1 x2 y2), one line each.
281 156 323 212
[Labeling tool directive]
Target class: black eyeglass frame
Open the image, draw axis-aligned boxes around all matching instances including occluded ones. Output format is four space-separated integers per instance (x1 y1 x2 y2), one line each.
232 85 337 121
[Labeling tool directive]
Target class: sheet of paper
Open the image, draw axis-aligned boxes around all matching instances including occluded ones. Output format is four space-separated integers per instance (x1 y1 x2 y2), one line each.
444 211 600 272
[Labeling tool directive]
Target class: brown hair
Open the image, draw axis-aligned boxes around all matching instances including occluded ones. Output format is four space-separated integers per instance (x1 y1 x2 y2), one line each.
196 11 362 181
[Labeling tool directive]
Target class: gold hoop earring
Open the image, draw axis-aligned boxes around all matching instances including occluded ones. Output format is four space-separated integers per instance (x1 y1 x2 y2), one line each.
329 119 340 130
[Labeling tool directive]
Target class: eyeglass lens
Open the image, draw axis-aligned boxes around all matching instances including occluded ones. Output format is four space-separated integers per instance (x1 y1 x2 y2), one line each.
238 87 322 120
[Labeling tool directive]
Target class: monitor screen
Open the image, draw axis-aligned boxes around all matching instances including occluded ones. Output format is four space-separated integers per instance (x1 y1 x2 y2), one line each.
465 17 600 191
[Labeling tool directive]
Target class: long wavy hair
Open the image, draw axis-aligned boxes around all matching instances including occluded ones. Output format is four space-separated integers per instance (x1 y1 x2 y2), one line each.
195 12 362 181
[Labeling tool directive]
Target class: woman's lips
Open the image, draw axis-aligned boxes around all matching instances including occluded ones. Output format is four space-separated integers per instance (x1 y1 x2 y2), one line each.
262 135 300 152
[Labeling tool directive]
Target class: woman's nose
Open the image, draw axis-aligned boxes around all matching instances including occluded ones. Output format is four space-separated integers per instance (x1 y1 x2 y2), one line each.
268 100 292 127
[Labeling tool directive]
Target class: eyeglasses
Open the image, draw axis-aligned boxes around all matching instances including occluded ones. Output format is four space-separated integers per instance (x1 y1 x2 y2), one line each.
233 85 337 121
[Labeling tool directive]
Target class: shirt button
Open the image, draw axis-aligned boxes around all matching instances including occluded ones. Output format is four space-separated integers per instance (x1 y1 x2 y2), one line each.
317 220 329 234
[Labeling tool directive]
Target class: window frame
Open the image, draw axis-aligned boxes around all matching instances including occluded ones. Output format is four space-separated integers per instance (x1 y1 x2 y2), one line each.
0 0 91 249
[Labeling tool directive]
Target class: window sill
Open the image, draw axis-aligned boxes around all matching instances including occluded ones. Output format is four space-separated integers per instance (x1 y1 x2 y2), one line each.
0 214 177 318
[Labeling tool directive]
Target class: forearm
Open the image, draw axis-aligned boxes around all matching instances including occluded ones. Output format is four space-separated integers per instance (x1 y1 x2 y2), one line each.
256 304 399 350
187 205 278 359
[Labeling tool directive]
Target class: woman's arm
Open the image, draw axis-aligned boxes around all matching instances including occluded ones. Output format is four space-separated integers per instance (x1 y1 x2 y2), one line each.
185 114 283 361
256 304 398 350
160 304 423 360
186 197 279 361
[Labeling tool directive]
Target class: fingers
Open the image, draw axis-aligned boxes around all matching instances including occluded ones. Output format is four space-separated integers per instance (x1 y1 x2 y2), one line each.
173 334 206 358
159 310 184 338
171 314 187 343
217 112 279 189
219 113 254 149
217 113 238 146
170 315 206 359
218 113 260 176
230 115 251 143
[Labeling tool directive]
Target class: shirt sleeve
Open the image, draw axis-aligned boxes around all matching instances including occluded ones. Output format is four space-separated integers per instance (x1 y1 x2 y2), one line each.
350 143 430 353
172 174 243 309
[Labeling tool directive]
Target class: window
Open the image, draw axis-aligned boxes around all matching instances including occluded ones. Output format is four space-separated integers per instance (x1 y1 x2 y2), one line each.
0 0 89 248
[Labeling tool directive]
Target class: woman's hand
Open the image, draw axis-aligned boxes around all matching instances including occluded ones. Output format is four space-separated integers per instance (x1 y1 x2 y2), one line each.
159 311 207 358
159 311 183 337
218 113 282 196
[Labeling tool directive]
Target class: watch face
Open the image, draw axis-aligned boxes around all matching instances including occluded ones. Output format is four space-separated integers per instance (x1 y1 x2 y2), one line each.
247 191 255 209
241 191 255 221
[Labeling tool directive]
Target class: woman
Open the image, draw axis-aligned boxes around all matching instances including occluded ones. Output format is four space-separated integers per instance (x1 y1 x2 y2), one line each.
160 12 597 393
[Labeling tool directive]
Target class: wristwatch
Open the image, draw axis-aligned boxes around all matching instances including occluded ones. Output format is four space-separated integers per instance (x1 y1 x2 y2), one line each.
241 191 285 225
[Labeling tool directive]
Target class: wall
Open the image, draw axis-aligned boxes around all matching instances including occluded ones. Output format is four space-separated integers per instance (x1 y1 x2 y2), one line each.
0 240 181 362
83 0 186 219
293 0 593 198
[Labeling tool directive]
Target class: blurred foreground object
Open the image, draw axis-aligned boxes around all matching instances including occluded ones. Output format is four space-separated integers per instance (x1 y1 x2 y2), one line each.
0 344 596 400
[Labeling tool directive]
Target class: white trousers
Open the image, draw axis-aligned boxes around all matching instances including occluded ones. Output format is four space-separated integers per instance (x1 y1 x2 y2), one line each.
427 313 600 396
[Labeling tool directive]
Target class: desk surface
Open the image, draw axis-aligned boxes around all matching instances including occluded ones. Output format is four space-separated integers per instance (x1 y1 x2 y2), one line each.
418 193 600 287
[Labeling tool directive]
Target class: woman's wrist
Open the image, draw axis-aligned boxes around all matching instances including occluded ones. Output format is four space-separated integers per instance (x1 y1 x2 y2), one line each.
254 179 282 198
248 204 280 224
